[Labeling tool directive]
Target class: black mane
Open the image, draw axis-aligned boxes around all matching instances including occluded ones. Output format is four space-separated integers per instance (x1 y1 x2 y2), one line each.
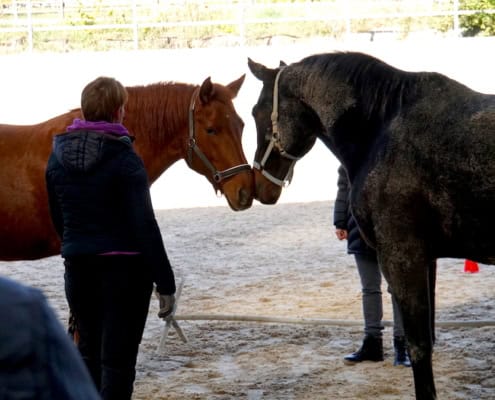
299 52 421 120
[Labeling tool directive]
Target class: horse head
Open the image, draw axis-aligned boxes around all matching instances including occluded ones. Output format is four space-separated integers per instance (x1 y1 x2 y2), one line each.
248 58 321 204
185 75 254 211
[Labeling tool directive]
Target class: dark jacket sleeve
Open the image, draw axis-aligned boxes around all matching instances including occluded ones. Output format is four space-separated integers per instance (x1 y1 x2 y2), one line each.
121 154 176 295
334 165 376 256
333 165 350 230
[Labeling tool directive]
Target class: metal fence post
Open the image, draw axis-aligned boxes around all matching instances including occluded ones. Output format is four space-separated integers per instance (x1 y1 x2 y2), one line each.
238 0 246 47
27 0 33 52
343 0 351 40
453 0 460 37
132 0 139 50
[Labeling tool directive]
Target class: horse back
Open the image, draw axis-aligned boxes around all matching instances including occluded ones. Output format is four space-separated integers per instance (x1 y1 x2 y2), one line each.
0 109 81 158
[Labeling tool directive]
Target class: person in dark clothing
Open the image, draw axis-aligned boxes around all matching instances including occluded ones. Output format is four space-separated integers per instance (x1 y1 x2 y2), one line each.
45 76 176 400
333 165 410 367
0 275 101 400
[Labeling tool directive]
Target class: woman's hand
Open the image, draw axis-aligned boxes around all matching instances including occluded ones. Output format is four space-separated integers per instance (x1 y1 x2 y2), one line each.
335 228 348 241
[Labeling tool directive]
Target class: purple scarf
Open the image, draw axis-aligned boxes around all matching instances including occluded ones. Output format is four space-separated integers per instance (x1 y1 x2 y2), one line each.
67 118 130 136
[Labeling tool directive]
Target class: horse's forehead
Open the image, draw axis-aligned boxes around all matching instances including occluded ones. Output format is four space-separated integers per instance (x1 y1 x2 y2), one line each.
214 86 236 104
196 96 243 129
250 81 271 111
208 92 239 115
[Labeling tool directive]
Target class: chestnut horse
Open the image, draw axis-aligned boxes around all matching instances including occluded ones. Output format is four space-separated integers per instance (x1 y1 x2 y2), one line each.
248 52 495 400
0 75 253 261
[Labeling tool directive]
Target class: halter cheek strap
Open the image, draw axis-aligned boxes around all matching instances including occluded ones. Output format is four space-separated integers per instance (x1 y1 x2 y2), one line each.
253 66 301 188
270 67 283 139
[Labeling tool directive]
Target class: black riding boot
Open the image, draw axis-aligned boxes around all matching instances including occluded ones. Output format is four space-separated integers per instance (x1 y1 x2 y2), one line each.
393 336 411 367
344 334 384 364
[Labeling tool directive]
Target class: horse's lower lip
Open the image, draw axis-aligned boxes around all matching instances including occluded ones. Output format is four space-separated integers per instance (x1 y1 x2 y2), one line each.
228 196 253 211
254 190 277 205
256 198 277 205
234 204 251 211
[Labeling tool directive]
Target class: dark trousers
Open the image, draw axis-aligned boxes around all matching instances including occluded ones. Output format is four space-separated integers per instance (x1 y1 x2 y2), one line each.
354 253 405 338
64 255 153 400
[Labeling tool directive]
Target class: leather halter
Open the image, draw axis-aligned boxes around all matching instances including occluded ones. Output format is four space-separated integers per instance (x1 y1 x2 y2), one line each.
186 88 251 192
252 67 301 187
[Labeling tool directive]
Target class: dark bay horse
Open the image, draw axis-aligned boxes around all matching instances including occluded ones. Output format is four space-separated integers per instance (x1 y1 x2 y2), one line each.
0 75 253 261
247 52 495 400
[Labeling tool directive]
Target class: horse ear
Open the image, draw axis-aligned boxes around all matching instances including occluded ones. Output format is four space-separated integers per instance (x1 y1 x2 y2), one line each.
248 58 276 82
199 77 215 104
227 74 245 98
279 60 287 67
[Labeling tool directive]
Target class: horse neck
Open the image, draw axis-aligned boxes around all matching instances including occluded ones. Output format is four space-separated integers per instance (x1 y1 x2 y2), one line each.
125 83 196 183
292 62 415 177
284 67 357 167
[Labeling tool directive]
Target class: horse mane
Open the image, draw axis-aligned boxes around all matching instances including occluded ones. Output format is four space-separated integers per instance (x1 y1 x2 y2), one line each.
299 52 421 120
125 82 195 146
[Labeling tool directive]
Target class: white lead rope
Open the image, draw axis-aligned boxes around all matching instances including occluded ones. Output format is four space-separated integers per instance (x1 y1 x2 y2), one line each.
171 314 495 328
158 278 188 353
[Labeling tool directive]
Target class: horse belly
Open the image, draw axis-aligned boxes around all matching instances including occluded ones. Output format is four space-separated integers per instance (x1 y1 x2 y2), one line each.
0 233 60 261
0 211 60 261
435 201 495 262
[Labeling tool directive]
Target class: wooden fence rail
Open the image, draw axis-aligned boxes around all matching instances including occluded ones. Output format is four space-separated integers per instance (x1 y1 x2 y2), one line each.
1 0 494 52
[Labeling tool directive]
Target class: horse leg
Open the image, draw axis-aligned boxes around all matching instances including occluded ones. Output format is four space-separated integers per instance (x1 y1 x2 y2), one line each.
379 251 437 400
428 260 437 346
68 310 80 345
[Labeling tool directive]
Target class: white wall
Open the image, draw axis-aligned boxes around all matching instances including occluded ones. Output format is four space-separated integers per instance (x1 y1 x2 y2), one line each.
1 36 494 209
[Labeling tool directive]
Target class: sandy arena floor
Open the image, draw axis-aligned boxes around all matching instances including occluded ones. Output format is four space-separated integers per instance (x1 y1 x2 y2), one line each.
1 201 494 399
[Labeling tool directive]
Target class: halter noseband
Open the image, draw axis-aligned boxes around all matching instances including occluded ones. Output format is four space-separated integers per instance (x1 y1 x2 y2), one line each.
253 66 301 188
187 88 251 191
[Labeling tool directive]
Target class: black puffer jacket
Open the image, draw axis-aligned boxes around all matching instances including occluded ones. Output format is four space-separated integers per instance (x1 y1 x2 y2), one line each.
333 165 375 256
45 130 175 295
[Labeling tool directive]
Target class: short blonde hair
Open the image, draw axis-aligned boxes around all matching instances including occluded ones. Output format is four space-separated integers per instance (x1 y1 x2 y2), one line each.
81 76 128 122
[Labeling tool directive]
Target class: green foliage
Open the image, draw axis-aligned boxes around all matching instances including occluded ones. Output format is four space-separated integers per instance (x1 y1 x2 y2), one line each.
460 0 495 36
75 0 96 26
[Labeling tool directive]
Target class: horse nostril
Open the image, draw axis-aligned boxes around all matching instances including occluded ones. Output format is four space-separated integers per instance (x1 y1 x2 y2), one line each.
238 187 253 208
254 181 262 200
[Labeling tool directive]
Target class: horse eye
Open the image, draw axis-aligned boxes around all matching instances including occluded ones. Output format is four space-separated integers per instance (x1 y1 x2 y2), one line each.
206 127 217 135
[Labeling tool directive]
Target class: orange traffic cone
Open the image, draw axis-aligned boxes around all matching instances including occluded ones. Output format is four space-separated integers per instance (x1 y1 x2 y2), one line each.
464 259 479 273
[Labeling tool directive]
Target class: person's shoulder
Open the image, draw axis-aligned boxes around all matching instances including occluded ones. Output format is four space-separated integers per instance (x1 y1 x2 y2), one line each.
0 277 43 363
117 145 146 175
0 276 101 400
0 276 46 326
0 276 42 304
